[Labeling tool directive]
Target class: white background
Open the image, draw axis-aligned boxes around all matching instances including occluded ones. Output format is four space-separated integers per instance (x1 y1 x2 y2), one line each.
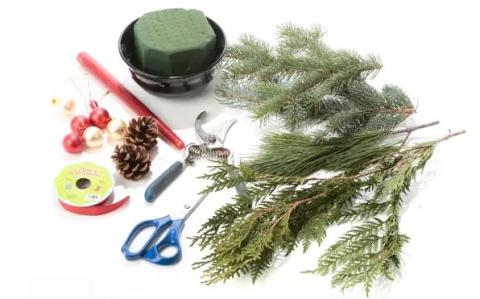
1 0 479 298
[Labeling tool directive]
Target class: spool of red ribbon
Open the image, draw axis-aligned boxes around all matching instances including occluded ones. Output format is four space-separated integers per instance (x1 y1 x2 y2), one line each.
58 193 129 216
54 162 129 216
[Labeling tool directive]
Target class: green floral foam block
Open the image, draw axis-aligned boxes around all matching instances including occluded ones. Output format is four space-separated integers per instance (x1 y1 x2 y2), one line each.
133 8 216 76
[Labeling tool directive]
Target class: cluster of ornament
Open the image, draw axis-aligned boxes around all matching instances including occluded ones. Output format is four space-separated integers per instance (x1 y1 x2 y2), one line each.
111 116 160 180
63 100 127 153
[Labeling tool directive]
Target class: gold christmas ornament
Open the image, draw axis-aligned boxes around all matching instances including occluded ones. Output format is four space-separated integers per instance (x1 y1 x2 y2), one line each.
83 126 103 148
51 97 76 115
107 118 127 140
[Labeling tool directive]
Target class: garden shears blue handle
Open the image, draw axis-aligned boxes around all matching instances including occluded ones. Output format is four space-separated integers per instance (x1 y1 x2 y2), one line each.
121 215 185 265
144 161 184 203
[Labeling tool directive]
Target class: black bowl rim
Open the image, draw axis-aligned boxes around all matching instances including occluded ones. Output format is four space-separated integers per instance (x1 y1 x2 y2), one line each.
118 16 226 81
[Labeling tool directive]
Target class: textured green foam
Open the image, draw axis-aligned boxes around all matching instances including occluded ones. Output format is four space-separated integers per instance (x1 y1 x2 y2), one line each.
133 8 216 76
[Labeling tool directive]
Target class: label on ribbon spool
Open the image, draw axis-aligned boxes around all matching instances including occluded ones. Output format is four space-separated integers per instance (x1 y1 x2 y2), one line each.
54 162 128 215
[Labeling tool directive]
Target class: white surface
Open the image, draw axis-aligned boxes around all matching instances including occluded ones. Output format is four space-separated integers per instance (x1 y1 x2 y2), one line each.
1 0 479 298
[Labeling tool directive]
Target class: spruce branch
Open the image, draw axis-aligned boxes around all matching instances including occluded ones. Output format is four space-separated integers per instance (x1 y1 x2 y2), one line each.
216 24 412 131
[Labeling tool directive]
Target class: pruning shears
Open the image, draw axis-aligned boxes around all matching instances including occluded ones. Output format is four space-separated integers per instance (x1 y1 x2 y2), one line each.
144 111 236 202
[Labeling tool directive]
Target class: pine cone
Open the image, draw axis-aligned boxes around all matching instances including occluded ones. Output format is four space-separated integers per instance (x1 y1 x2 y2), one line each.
124 116 159 150
111 144 151 180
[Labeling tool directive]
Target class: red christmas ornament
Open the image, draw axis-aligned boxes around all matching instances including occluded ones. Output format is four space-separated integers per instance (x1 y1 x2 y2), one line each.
63 133 85 153
89 101 111 129
70 115 92 135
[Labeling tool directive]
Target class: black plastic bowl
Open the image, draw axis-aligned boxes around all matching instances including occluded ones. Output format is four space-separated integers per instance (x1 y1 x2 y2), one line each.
118 17 226 95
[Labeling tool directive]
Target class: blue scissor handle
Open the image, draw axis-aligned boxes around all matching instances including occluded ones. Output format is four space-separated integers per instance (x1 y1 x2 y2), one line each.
121 215 172 260
143 219 185 265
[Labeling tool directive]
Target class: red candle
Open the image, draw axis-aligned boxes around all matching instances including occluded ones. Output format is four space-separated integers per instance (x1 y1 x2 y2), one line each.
77 52 185 150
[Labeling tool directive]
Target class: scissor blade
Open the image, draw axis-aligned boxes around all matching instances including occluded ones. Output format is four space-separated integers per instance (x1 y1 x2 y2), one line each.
183 192 209 222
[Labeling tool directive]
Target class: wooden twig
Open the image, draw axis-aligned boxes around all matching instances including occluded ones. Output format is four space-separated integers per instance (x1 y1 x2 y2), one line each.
392 121 440 135
434 130 466 143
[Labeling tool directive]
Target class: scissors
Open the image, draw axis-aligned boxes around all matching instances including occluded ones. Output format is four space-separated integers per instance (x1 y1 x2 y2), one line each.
121 191 208 265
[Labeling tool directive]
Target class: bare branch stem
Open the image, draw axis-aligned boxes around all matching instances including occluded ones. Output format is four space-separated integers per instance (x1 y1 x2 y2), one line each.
392 121 440 135
435 130 466 143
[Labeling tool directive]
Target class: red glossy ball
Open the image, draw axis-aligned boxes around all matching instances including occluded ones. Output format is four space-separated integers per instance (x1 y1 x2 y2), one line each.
63 133 84 153
89 107 111 129
70 115 92 135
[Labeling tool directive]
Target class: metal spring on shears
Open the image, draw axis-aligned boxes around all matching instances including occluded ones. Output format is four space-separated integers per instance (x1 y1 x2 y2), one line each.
187 143 231 162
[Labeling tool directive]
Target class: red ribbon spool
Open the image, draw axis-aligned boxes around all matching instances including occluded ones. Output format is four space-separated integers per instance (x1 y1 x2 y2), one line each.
55 162 129 216
58 193 129 216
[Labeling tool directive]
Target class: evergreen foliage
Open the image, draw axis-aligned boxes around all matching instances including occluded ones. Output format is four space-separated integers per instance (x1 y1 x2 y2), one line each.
192 24 465 295
216 24 414 132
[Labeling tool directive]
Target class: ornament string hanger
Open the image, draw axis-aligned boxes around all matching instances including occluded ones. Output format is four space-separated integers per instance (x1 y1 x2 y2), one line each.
55 72 108 113
84 73 93 111
74 72 110 113
51 72 111 117
50 75 88 116
68 72 112 129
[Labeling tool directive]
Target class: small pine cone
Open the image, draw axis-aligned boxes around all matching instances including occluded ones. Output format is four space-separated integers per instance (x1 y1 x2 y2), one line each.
111 144 151 180
124 116 159 150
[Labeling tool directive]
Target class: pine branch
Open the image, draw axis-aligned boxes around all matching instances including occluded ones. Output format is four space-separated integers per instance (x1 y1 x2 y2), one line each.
247 131 395 177
245 120 441 178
